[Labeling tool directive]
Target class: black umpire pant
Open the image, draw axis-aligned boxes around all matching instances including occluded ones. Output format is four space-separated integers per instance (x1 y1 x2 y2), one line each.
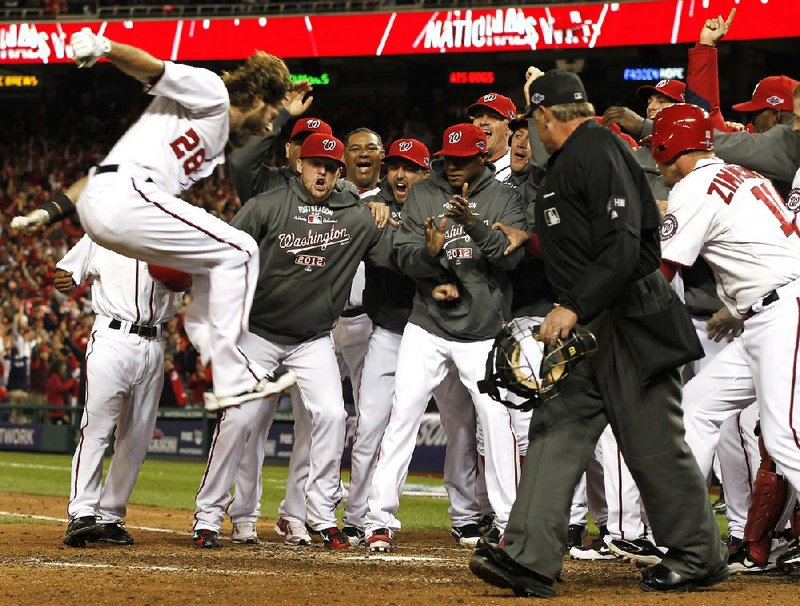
503 307 727 581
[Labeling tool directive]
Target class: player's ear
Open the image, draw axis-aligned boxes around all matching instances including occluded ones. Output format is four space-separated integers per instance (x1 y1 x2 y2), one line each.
296 158 303 174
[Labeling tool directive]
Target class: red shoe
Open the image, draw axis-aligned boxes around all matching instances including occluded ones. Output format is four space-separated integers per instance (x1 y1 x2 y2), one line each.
319 527 351 550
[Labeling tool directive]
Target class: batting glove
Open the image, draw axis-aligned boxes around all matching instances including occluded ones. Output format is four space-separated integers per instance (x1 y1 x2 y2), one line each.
70 28 111 69
10 210 50 234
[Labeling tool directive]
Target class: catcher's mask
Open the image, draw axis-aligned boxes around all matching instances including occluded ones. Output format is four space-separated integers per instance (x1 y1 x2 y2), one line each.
477 317 598 411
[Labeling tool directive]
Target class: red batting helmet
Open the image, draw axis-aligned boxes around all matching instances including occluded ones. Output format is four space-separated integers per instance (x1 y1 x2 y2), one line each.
148 264 193 292
648 103 713 165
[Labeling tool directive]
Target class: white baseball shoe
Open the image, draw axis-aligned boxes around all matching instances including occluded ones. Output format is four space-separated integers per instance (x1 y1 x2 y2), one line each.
204 371 297 412
274 516 312 546
231 521 258 544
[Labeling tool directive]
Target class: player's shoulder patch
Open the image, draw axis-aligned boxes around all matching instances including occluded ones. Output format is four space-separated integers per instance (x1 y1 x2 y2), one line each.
787 188 800 212
660 213 679 241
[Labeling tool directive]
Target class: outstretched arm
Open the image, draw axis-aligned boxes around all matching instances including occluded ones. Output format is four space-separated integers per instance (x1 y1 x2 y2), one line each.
70 28 164 84
10 177 87 233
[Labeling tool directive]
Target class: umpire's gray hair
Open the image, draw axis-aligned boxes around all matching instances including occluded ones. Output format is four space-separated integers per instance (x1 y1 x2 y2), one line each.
547 102 596 122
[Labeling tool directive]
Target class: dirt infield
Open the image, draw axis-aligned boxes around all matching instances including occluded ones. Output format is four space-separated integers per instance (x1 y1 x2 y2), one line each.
0 492 798 605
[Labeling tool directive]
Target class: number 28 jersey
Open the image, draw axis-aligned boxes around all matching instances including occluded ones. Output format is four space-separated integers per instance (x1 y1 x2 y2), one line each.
660 157 800 317
102 61 229 196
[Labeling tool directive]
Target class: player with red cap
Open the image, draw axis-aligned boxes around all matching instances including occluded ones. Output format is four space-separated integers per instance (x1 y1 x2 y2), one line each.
653 102 800 574
468 93 517 182
731 75 799 134
364 122 526 553
637 79 687 121
342 138 485 548
193 129 400 551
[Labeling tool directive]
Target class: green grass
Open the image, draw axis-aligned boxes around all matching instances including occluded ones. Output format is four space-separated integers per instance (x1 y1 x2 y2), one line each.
0 451 451 530
0 452 728 535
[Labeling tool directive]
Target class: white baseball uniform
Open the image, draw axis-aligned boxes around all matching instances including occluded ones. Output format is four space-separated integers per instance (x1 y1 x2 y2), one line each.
76 60 266 400
60 236 181 522
662 157 800 494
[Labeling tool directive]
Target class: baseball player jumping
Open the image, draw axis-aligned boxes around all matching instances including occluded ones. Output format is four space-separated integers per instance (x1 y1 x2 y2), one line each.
11 29 297 410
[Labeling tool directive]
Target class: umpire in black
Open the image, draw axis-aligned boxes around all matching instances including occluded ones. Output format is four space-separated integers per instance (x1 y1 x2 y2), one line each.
470 70 728 597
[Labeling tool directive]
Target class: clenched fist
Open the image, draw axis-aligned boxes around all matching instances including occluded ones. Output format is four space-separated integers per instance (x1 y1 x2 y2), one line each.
70 28 112 69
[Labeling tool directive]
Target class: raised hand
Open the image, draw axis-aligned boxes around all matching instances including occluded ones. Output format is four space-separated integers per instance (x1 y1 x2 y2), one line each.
524 66 545 106
70 27 111 69
445 183 476 228
699 8 736 46
282 79 314 117
491 222 530 256
602 106 645 137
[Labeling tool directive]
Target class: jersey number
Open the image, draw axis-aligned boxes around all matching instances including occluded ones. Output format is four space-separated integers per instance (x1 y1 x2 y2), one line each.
751 184 800 238
169 128 206 176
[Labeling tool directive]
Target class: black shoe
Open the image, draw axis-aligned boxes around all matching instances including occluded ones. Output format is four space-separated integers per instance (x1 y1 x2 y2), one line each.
728 543 776 574
341 525 366 547
99 522 134 545
477 514 495 536
607 537 663 566
777 539 800 572
451 523 482 547
193 529 221 549
712 496 727 515
469 544 555 598
63 516 102 548
640 563 729 593
565 524 586 551
477 523 501 548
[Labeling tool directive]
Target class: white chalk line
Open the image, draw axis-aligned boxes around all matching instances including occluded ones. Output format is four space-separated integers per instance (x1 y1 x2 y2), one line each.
0 511 469 557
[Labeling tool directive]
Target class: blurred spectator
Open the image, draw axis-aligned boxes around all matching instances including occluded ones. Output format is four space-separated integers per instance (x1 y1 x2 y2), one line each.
161 354 189 407
46 358 75 424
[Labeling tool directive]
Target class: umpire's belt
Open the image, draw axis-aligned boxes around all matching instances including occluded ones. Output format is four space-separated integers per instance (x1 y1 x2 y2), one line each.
92 164 154 183
341 306 366 318
96 316 163 339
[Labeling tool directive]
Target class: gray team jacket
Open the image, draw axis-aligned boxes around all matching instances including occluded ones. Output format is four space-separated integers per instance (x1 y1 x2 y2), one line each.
395 160 526 342
231 178 395 345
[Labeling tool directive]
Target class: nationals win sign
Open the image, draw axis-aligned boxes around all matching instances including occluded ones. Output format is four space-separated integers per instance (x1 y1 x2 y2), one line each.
0 0 796 64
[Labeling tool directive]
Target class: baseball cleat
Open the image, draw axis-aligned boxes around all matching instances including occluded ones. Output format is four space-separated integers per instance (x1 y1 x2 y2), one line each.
727 545 777 574
98 522 134 545
565 524 586 552
342 525 366 547
232 521 259 544
319 527 352 550
204 370 297 412
608 538 664 566
777 539 800 572
274 517 311 546
63 516 103 548
193 528 221 549
366 528 394 553
569 538 618 561
451 523 482 548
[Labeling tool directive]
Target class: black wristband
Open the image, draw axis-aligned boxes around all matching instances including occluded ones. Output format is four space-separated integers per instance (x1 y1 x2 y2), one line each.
41 192 76 223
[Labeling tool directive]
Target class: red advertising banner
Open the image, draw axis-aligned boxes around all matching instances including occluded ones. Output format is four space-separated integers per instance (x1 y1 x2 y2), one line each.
0 0 796 65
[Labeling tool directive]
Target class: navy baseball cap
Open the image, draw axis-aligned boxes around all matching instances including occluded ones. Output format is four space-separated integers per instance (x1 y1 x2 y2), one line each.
525 69 588 116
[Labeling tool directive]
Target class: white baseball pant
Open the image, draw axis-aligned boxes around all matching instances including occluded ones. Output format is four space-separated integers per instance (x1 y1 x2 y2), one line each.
684 281 800 494
345 326 480 529
78 168 265 398
332 312 373 409
365 323 519 536
68 318 164 522
194 332 345 533
717 404 760 539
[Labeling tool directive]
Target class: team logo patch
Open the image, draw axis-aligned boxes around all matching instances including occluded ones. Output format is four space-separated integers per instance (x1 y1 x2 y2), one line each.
423 156 431 167
656 79 670 88
398 140 413 152
531 93 545 104
573 92 584 100
307 214 323 224
787 188 800 212
767 95 784 107
506 110 516 119
448 131 463 144
476 140 486 150
660 213 678 240
483 93 497 102
544 207 560 226
322 138 337 151
446 248 473 260
307 119 321 128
